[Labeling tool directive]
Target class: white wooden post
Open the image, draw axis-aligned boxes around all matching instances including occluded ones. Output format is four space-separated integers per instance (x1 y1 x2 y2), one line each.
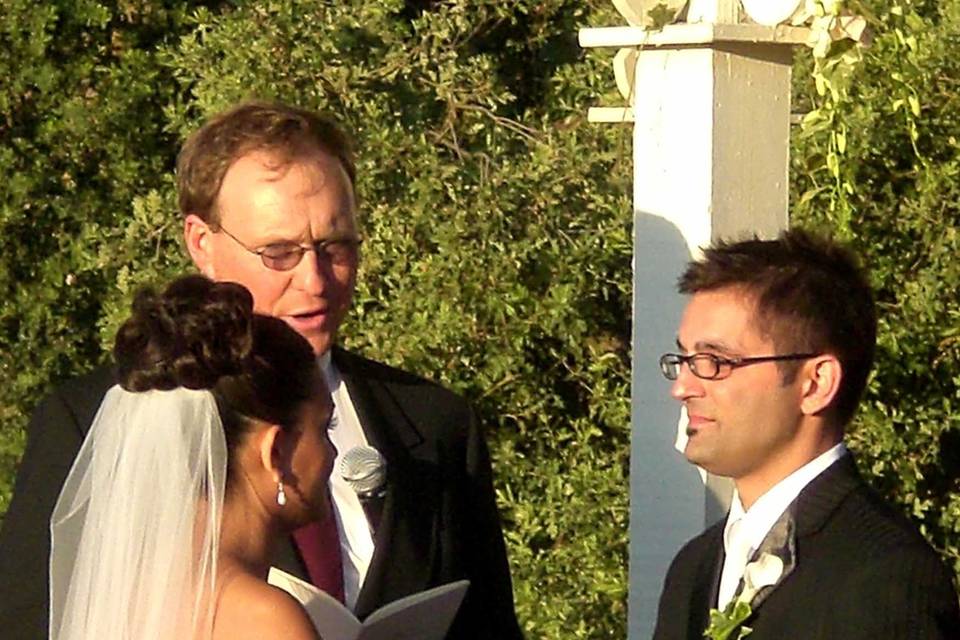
580 2 807 637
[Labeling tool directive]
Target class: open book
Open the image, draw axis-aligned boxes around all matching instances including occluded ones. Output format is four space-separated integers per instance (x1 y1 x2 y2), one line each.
268 568 469 640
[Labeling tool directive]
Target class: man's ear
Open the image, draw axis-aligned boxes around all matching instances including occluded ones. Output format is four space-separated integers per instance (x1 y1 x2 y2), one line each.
799 354 842 417
184 214 216 279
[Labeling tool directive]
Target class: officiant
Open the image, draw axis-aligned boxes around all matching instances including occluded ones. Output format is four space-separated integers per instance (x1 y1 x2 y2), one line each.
651 229 959 639
0 100 523 640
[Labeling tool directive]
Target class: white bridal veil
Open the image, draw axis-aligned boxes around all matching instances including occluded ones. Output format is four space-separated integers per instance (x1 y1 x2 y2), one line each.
50 385 227 640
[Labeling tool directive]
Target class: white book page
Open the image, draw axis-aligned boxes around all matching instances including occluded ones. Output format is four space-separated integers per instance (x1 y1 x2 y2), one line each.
268 568 469 640
268 567 362 640
360 580 469 640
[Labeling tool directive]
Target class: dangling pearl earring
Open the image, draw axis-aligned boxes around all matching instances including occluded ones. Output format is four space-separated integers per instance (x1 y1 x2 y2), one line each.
276 480 287 506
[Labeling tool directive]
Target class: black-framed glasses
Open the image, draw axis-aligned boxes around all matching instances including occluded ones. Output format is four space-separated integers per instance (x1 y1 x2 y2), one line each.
217 226 362 271
659 352 817 381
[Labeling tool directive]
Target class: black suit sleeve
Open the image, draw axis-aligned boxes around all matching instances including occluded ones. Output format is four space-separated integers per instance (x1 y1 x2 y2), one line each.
0 388 88 640
446 408 524 640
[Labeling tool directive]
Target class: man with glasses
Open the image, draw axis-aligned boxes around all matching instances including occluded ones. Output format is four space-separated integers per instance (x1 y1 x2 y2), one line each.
0 101 522 639
651 230 958 639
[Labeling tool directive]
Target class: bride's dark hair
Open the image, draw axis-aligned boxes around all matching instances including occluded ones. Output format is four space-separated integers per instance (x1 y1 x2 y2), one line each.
113 275 319 478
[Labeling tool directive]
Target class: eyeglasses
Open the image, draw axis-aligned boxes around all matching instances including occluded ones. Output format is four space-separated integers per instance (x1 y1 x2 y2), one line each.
659 352 817 381
217 226 361 271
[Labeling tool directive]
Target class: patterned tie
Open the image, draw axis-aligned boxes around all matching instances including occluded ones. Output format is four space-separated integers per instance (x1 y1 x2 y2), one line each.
292 499 345 603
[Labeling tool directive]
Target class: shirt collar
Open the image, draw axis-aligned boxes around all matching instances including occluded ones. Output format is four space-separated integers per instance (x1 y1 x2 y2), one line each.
724 442 848 554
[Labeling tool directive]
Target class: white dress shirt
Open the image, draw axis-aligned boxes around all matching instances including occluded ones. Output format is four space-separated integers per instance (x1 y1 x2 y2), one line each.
319 352 376 611
717 442 848 609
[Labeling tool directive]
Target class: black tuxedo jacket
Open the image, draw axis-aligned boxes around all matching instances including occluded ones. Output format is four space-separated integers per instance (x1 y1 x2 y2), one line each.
652 456 960 640
0 347 523 640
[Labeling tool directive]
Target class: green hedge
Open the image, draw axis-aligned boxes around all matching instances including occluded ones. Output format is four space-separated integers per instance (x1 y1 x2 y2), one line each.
1 2 957 638
1 2 632 637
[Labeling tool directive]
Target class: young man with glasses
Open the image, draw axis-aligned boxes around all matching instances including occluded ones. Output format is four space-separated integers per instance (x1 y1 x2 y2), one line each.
0 102 523 640
652 230 958 639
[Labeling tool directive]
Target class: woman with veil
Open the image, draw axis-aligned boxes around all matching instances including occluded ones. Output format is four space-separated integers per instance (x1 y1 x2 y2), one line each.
49 275 334 639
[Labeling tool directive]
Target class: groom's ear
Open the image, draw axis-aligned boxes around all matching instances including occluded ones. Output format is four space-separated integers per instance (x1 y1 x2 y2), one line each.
799 354 842 417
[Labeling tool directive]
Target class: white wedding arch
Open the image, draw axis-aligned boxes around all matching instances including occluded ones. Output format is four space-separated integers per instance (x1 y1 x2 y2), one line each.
580 1 809 636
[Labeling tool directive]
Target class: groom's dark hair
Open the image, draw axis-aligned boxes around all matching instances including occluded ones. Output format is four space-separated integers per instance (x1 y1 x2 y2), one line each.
678 228 876 427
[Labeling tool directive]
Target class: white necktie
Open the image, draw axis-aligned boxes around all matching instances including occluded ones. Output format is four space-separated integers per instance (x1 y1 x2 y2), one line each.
717 517 753 610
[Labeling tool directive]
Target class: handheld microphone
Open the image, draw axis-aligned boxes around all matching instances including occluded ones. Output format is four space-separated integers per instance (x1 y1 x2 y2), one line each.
340 445 387 533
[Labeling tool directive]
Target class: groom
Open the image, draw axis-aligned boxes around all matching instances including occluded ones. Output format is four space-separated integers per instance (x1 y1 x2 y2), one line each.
652 230 959 639
0 102 523 639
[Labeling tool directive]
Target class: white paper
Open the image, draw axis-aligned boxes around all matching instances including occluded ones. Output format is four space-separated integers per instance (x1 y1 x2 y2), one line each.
268 567 469 640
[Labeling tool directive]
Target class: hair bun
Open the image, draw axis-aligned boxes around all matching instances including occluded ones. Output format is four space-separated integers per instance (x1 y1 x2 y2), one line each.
114 275 256 392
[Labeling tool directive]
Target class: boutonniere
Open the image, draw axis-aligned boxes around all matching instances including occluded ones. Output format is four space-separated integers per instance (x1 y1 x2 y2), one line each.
703 553 785 640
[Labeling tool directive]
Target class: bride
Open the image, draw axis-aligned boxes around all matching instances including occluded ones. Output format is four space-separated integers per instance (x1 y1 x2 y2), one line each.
49 275 335 639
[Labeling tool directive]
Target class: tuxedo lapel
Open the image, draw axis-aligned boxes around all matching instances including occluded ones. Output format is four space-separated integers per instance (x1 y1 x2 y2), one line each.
734 456 860 628
334 348 425 453
333 348 441 618
793 455 861 540
741 505 797 614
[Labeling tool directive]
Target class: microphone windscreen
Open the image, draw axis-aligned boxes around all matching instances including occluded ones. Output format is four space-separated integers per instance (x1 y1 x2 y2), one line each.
339 445 386 499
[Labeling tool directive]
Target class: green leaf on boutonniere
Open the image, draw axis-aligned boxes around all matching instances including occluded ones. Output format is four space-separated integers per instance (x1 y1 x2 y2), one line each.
704 600 753 640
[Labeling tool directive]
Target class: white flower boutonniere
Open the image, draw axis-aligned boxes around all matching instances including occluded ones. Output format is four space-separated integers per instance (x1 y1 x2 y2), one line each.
704 553 785 640
740 553 784 603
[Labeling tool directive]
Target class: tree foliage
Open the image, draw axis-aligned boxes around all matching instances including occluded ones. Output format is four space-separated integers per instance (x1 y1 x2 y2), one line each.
0 0 215 503
1 1 632 636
